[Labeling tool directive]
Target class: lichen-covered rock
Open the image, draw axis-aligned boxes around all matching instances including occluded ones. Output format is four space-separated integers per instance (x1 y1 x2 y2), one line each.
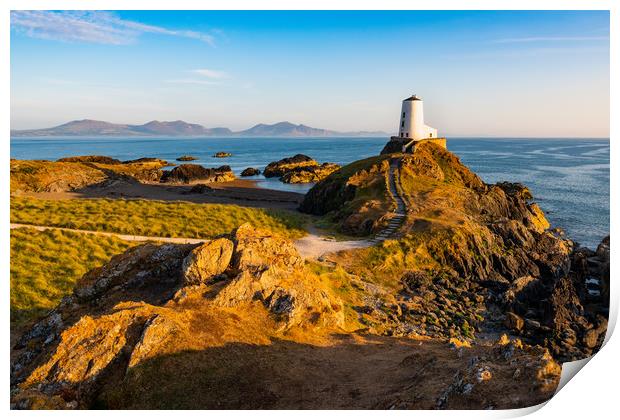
280 162 341 183
181 238 234 285
263 154 317 178
263 154 339 184
231 223 303 271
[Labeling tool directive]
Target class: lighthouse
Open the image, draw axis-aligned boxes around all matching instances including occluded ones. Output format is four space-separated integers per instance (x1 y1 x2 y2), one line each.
380 94 446 154
397 94 437 140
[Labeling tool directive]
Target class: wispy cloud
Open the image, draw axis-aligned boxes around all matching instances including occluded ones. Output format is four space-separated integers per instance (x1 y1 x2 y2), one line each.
192 69 229 79
11 10 216 45
166 79 221 86
493 36 608 44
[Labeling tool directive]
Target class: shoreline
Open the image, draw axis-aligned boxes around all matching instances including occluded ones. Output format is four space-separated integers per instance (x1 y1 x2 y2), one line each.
12 178 306 210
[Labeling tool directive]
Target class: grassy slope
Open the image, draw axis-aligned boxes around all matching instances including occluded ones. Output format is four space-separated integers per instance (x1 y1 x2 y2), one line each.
10 228 133 330
10 159 166 193
11 197 308 239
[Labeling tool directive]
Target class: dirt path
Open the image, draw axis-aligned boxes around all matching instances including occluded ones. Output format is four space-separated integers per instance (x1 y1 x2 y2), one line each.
10 223 207 244
294 158 408 259
293 226 372 260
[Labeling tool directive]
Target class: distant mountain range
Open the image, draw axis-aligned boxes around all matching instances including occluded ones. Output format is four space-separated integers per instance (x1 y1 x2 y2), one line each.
11 119 389 138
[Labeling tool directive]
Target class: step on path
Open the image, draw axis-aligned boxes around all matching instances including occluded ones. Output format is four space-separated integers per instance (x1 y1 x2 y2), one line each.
368 158 407 245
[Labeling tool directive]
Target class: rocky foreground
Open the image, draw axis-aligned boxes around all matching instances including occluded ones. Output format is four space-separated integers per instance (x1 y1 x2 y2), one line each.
12 223 562 409
10 143 609 409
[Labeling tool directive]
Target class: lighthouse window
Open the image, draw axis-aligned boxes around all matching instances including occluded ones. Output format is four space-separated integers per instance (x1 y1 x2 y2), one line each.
401 121 404 128
406 133 409 137
430 133 433 138
402 112 405 118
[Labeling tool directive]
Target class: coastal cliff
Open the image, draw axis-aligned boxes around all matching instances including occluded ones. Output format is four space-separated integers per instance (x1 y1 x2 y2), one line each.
300 143 608 360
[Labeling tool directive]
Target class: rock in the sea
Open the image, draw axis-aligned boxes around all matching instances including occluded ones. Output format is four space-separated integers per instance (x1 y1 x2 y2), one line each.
122 157 169 165
213 152 232 158
176 155 197 161
241 167 261 177
57 155 122 164
263 154 340 184
280 162 341 184
181 238 234 285
264 154 316 178
160 164 235 183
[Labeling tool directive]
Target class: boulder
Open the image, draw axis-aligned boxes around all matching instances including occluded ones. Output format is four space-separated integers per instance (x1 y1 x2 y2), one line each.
160 164 235 183
176 156 197 161
231 223 304 271
241 167 261 177
280 162 341 184
181 238 234 285
122 157 169 165
186 184 213 194
504 312 524 332
263 154 316 178
213 152 232 158
264 155 339 184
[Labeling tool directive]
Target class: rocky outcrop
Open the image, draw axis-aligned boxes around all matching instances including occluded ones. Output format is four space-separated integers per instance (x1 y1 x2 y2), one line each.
11 224 344 408
122 157 169 165
181 238 234 285
264 154 340 183
10 158 168 193
57 155 122 165
280 162 341 184
213 152 232 158
300 155 393 235
160 164 235 184
308 142 608 361
241 167 261 177
176 155 197 161
264 154 316 177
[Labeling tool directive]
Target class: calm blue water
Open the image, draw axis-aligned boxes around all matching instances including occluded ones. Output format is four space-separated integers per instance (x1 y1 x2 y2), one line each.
10 137 609 248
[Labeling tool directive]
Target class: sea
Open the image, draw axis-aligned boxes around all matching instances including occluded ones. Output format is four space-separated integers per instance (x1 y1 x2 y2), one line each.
10 137 610 249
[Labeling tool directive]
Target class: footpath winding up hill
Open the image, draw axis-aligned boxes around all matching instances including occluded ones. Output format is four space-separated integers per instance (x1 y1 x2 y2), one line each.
10 143 609 409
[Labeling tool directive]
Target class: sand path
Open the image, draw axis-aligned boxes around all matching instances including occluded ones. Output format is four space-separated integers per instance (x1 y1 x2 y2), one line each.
10 223 207 245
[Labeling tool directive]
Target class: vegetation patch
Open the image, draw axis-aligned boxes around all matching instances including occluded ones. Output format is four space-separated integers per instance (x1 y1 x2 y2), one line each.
10 228 133 330
11 197 308 239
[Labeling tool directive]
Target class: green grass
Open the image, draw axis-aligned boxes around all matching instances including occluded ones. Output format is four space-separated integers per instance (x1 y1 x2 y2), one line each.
11 197 309 239
10 228 134 330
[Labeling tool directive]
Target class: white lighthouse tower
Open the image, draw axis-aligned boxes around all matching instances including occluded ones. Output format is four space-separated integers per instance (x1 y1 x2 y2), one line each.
397 94 437 140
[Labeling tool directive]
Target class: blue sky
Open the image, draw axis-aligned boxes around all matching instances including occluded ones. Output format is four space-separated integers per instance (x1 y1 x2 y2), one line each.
10 10 609 136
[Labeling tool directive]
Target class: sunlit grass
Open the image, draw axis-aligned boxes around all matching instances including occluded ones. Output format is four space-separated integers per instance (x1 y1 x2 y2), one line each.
11 196 309 239
10 228 134 330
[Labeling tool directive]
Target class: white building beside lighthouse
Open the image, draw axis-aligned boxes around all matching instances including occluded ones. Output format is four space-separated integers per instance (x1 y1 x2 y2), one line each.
397 94 437 140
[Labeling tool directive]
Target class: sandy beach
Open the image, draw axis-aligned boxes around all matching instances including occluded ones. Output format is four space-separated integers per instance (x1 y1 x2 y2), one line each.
18 178 305 210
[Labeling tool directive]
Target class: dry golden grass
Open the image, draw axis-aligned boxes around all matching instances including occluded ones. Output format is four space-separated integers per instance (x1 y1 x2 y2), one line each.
11 196 308 239
10 228 133 330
